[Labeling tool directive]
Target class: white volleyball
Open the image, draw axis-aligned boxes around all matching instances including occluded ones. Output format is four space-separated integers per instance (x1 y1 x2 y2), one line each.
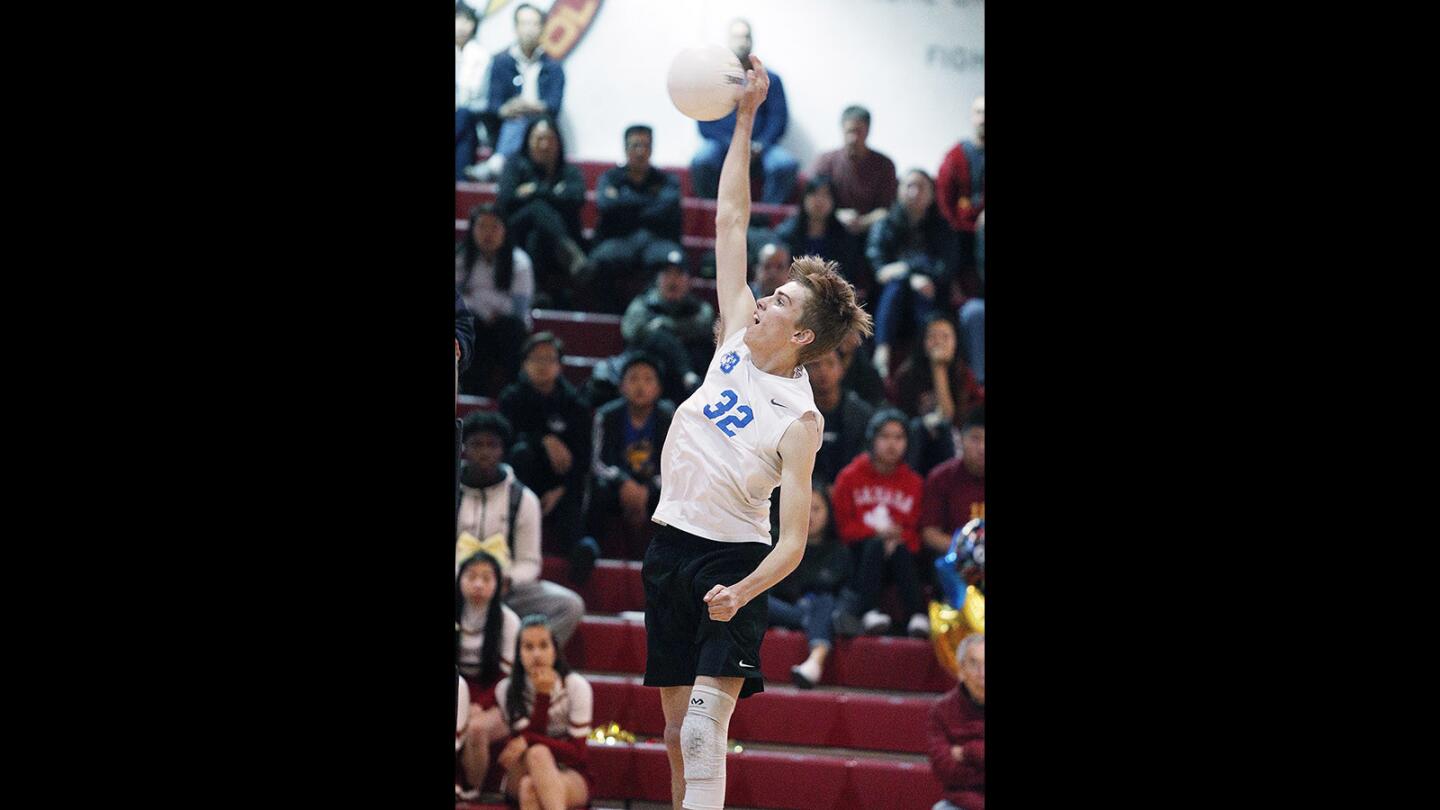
666 44 745 121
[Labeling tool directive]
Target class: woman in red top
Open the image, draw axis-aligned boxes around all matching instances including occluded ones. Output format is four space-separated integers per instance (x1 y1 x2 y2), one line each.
886 313 984 477
495 615 593 810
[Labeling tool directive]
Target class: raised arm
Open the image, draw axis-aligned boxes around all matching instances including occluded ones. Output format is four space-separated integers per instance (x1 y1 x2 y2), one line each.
715 56 770 341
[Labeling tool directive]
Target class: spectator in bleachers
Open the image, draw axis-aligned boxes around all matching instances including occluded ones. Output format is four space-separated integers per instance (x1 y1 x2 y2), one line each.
455 3 489 181
495 614 594 810
473 3 566 180
919 406 985 571
774 176 870 302
887 314 984 477
936 95 985 280
838 329 887 408
769 483 852 689
621 260 714 390
749 240 791 300
587 354 675 559
457 203 534 397
830 410 930 638
498 116 586 308
456 289 475 378
585 124 683 313
455 549 522 800
805 347 875 488
461 410 586 645
810 106 898 238
689 19 799 203
500 334 600 586
928 633 985 810
866 169 958 378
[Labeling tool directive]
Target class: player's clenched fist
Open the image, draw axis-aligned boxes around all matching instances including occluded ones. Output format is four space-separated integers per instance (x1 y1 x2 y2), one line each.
703 584 746 621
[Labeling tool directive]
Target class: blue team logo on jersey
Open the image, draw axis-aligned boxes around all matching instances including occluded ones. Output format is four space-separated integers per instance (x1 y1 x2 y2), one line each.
719 351 739 374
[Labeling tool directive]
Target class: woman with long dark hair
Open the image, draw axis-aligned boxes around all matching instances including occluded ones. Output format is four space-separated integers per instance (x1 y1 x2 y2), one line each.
865 168 959 377
886 313 984 476
494 614 593 810
455 550 522 800
457 202 533 396
497 116 587 308
774 175 870 301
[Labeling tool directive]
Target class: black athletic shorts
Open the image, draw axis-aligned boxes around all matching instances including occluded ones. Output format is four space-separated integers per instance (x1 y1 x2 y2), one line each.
642 524 772 698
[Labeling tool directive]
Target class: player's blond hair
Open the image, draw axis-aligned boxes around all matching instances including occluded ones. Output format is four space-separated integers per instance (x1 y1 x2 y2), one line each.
790 255 874 366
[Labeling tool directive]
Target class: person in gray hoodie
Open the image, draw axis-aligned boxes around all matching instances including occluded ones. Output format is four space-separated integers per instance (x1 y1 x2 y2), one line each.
458 410 585 645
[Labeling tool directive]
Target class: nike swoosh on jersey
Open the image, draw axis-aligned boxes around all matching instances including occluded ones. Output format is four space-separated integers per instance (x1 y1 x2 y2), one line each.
770 399 787 408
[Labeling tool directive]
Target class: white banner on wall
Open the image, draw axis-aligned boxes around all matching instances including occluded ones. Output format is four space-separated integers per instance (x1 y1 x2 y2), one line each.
466 0 984 176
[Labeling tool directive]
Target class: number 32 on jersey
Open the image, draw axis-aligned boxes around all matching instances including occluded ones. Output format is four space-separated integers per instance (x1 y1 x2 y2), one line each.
702 389 754 437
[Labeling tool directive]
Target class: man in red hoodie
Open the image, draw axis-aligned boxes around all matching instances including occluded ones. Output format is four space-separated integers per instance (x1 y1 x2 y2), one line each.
830 409 930 637
928 632 984 809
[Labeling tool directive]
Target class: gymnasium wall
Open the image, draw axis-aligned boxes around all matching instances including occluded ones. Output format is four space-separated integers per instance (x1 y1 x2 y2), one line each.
465 0 985 175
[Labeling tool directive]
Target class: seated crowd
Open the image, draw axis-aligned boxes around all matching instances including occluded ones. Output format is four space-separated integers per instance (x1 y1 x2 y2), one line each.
457 5 985 807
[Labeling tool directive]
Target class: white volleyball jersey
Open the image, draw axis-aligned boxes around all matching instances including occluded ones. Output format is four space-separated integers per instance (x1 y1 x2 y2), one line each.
652 327 824 545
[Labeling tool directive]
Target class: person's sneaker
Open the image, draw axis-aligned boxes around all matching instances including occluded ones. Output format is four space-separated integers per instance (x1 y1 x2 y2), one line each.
831 606 862 637
568 536 600 586
862 609 892 635
907 613 931 638
456 784 480 802
790 659 821 689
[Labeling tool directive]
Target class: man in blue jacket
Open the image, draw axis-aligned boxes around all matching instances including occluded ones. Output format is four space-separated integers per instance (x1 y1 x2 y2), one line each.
481 3 566 177
689 19 798 204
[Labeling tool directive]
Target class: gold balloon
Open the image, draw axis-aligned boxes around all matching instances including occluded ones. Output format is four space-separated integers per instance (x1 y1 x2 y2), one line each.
929 586 985 677
588 721 637 745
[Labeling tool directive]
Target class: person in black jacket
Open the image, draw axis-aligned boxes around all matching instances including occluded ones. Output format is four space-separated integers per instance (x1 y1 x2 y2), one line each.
497 116 586 308
804 346 877 488
768 484 852 689
499 333 595 570
586 353 675 559
866 168 959 378
774 175 870 303
584 124 683 313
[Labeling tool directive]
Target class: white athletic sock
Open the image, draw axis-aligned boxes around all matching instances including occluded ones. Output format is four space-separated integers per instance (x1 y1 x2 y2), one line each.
681 684 736 810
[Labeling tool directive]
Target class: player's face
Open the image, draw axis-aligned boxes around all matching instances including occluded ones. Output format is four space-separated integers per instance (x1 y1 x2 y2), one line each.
523 343 562 389
463 431 505 473
473 213 506 255
807 489 830 544
752 280 811 350
625 132 652 171
961 426 985 477
804 350 842 398
460 561 498 605
803 184 834 223
456 13 476 46
527 122 559 167
621 364 661 409
873 421 908 466
842 117 869 152
515 7 544 51
519 625 556 671
958 639 985 703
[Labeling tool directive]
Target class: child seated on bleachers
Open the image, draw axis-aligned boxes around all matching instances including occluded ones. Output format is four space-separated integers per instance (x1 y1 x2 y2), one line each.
456 550 522 800
494 614 594 810
768 484 852 688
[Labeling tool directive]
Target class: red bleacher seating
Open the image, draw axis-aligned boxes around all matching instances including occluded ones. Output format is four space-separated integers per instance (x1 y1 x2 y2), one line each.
529 309 624 358
586 674 932 755
564 615 954 693
587 741 942 810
